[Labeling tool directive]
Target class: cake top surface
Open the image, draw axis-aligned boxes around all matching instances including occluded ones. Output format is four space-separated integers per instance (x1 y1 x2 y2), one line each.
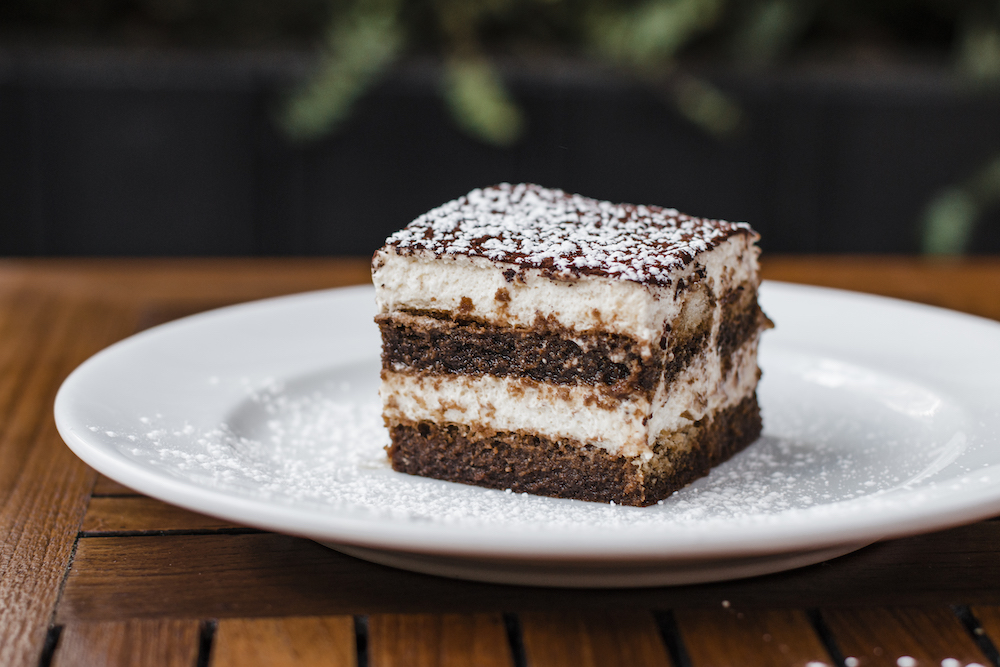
381 183 755 285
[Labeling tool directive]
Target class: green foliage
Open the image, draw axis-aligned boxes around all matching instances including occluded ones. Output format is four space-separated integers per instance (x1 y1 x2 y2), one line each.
587 0 724 67
280 0 1000 148
730 0 818 65
283 0 748 145
671 74 741 137
957 1 1000 83
923 156 1000 254
274 0 1000 254
11 0 1000 252
281 0 404 141
922 188 979 255
924 1 1000 254
444 58 525 146
959 22 1000 81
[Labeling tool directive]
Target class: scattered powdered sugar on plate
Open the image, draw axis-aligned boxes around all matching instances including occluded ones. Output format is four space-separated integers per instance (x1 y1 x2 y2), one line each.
93 347 990 532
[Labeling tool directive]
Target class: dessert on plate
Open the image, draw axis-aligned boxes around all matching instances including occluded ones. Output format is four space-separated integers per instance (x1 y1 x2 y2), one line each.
372 183 771 506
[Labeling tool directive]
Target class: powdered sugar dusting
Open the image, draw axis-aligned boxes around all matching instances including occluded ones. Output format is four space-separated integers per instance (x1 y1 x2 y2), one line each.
93 347 988 533
385 183 754 286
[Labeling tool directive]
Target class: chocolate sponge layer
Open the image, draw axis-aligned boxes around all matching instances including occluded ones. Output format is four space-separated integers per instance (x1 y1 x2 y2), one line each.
378 311 663 396
378 284 765 397
386 394 762 507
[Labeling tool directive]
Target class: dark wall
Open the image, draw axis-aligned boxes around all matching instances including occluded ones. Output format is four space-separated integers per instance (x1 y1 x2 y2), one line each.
2 50 999 256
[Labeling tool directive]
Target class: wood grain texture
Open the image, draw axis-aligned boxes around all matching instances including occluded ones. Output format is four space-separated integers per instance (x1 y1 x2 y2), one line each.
56 522 1000 622
969 606 1000 655
0 292 54 493
52 619 201 667
0 295 139 667
212 616 356 667
519 612 671 667
0 261 365 663
676 608 829 667
368 613 513 667
92 475 140 497
0 258 373 305
821 607 988 666
82 497 246 533
761 256 1000 322
0 293 88 503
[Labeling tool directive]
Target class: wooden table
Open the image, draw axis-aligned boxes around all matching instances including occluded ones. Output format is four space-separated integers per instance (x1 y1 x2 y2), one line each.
2 256 1000 667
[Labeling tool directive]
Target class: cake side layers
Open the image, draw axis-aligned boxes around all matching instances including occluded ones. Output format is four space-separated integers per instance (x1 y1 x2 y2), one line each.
377 279 767 395
640 393 762 505
377 310 663 397
381 335 762 456
648 335 762 441
373 234 759 348
386 394 762 506
381 369 651 454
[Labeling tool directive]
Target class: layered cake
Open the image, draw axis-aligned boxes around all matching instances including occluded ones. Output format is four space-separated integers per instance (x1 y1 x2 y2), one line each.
372 183 771 506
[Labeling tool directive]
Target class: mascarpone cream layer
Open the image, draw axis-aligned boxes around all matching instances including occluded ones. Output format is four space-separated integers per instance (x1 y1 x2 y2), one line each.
382 370 650 453
381 335 761 457
373 234 759 349
648 336 762 439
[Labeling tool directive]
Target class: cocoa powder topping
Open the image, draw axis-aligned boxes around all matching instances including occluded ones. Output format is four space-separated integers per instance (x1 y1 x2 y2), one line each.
384 183 755 286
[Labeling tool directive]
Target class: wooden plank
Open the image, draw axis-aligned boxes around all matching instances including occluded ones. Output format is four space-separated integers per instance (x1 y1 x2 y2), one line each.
821 607 988 666
0 292 82 504
82 497 246 533
519 612 671 667
56 522 1000 622
761 256 1000 322
58 534 545 622
968 606 1000 655
212 616 356 667
0 262 361 664
91 475 140 496
52 619 201 667
0 291 53 464
368 613 513 667
675 607 829 667
0 257 373 304
0 296 139 667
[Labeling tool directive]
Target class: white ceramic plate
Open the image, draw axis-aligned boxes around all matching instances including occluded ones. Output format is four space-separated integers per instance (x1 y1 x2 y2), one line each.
55 282 1000 587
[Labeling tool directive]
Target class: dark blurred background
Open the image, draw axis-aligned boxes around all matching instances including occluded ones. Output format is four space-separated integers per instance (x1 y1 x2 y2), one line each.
2 0 1000 257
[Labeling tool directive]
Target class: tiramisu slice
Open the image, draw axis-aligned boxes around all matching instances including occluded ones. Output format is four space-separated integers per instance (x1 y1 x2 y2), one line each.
372 183 771 506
